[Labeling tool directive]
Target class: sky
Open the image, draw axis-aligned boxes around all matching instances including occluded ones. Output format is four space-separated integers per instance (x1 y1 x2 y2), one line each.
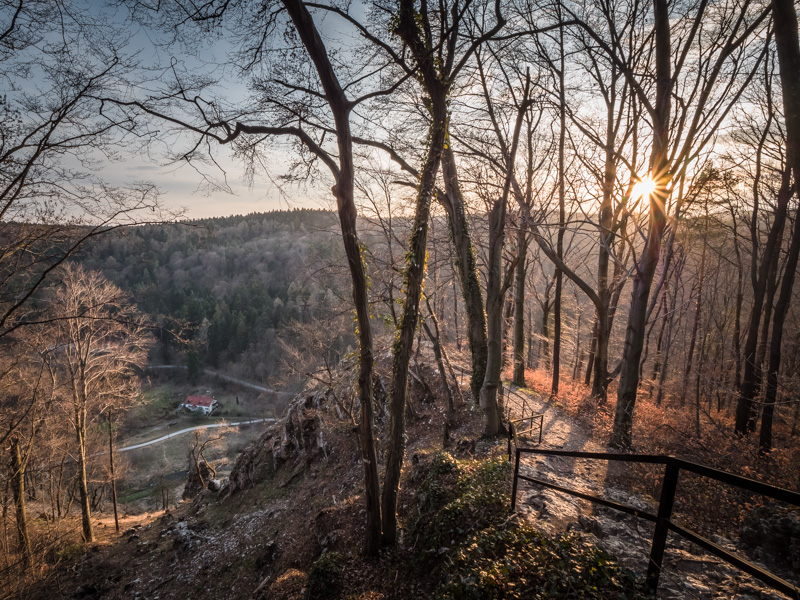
1 0 382 220
109 138 311 220
89 0 351 220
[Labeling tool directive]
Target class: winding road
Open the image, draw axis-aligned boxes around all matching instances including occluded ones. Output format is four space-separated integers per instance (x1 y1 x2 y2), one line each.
107 364 294 454
113 418 276 454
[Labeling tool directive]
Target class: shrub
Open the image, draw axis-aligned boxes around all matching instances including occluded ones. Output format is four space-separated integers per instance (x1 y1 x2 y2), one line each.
410 452 644 599
55 542 84 563
436 527 643 600
305 551 344 600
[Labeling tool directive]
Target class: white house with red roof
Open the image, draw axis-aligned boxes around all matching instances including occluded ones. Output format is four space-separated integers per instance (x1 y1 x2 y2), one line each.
181 395 218 415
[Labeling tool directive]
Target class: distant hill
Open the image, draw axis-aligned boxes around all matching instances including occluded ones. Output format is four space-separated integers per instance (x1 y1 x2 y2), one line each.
78 209 351 384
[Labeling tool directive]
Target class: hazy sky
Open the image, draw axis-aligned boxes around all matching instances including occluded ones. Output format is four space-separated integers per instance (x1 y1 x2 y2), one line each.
110 139 315 219
94 1 352 219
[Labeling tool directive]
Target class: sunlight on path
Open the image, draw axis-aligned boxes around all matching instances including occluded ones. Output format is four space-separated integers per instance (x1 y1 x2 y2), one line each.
504 383 611 531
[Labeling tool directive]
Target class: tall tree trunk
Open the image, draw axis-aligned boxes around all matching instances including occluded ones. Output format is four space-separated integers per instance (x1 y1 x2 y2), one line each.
382 89 446 545
501 296 514 368
680 220 708 406
552 22 567 397
482 198 509 436
441 147 488 403
591 307 610 402
551 272 563 389
771 0 800 195
735 18 798 433
760 0 800 451
108 412 120 532
735 171 792 434
591 63 620 403
572 312 582 381
731 206 745 391
540 301 551 371
453 278 461 350
527 304 535 369
639 314 660 385
75 408 94 543
650 290 669 396
10 437 31 570
585 319 598 385
481 77 531 436
281 0 381 555
753 246 781 390
695 331 707 436
610 0 671 449
339 116 381 558
656 261 682 406
422 297 459 414
55 457 65 518
512 227 528 386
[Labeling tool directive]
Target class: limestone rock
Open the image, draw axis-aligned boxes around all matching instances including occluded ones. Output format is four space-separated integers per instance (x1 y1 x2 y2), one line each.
182 460 215 500
228 390 330 494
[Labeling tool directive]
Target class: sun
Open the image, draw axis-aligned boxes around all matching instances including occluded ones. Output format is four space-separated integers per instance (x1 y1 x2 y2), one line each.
631 176 657 200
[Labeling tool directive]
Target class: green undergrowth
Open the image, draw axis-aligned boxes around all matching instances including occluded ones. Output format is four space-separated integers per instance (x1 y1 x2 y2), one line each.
305 551 344 600
54 542 84 563
118 487 155 504
408 452 645 599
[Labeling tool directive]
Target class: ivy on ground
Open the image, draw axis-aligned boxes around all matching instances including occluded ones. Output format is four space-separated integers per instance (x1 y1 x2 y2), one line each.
409 452 646 600
305 551 344 600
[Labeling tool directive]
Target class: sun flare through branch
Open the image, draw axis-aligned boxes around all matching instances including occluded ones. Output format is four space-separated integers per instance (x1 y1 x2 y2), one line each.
631 176 657 200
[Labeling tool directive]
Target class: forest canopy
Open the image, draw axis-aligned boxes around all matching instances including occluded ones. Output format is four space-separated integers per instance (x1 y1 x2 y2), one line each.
77 209 348 385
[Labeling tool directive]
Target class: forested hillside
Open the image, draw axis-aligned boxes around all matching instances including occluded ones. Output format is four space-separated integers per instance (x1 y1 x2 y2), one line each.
79 209 350 384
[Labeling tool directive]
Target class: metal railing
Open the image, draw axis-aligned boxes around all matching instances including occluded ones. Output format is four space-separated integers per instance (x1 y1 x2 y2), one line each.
502 385 544 460
507 414 544 460
510 448 800 598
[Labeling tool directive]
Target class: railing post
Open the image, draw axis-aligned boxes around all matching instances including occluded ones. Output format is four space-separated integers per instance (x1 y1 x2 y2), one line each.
508 422 513 461
647 461 680 593
510 449 521 512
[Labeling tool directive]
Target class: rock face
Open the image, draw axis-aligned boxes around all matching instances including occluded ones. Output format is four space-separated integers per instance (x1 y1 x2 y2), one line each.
183 460 215 500
740 505 800 571
227 389 329 494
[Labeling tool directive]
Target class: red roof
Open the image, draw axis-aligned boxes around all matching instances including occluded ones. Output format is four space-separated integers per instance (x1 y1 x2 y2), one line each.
185 395 215 408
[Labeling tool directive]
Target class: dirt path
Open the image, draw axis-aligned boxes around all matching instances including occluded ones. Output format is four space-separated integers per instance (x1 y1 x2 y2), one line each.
504 384 791 600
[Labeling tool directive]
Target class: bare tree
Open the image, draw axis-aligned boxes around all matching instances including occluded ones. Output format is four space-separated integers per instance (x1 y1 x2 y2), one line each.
476 70 533 435
50 264 151 542
112 0 415 555
0 1 168 344
576 0 774 448
757 0 800 450
0 336 54 572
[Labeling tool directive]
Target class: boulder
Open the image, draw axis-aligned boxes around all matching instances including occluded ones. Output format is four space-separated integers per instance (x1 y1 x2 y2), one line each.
182 460 215 500
740 504 800 570
228 389 330 494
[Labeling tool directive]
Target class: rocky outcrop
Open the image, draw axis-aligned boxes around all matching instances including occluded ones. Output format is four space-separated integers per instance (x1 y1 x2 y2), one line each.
740 504 800 571
183 460 216 500
228 389 329 494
